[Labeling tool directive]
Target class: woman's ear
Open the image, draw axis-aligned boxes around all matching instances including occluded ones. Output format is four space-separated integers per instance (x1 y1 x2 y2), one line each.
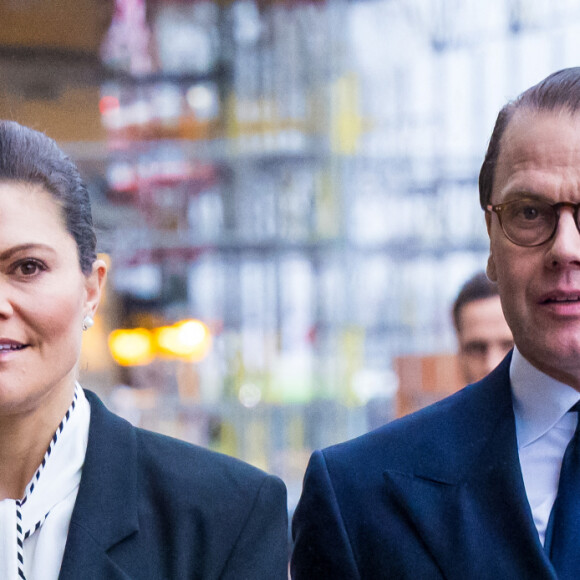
84 258 108 317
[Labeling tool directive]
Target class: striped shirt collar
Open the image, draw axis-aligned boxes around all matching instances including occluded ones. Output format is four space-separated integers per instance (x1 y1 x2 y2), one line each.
0 383 90 580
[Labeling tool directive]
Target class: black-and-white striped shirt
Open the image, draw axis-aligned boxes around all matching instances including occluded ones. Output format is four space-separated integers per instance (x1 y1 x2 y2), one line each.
0 384 90 580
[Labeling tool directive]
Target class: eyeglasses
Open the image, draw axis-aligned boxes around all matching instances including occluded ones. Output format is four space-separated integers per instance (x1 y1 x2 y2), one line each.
486 198 580 247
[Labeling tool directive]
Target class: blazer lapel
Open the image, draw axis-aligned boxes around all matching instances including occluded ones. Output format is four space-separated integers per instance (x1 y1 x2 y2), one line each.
59 391 139 580
383 355 557 579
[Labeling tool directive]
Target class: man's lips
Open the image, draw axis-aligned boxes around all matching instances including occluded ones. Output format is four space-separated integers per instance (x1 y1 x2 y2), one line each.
538 291 580 305
540 296 580 304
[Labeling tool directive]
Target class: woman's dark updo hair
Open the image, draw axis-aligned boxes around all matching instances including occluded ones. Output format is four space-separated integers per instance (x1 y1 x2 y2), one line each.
0 120 96 275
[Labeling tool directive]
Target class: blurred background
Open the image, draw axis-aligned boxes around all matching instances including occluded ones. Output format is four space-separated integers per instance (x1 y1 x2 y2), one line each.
2 0 580 509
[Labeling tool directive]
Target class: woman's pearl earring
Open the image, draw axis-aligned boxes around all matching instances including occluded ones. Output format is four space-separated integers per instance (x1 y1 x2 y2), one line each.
82 315 95 331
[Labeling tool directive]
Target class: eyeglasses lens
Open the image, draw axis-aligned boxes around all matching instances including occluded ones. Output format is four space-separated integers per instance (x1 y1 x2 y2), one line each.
502 200 556 246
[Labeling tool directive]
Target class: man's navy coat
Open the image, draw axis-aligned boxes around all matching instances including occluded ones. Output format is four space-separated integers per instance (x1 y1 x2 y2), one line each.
291 353 561 579
57 390 288 579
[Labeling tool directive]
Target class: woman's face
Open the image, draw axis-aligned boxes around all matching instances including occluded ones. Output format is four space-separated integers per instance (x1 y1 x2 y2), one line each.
0 181 106 418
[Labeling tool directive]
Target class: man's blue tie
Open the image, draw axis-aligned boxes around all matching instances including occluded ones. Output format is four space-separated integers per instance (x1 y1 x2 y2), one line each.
546 401 580 578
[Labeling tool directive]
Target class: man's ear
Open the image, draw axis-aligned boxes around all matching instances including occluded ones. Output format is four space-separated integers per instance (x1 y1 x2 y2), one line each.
485 210 492 236
486 252 497 282
84 258 108 318
484 211 498 281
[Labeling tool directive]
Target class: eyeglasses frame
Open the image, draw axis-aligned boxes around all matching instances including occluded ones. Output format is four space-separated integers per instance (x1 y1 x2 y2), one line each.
486 199 580 247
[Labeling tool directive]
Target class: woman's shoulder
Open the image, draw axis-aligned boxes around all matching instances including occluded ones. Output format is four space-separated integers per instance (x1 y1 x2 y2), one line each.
132 426 287 530
135 424 275 487
84 388 284 502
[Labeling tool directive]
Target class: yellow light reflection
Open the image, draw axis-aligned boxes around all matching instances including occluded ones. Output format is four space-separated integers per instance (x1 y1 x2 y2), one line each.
108 328 155 366
156 319 212 361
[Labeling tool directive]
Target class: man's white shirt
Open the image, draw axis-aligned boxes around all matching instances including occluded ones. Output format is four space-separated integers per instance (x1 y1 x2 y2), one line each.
511 347 580 545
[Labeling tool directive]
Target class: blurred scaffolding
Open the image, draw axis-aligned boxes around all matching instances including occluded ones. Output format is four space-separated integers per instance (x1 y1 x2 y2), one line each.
49 0 580 503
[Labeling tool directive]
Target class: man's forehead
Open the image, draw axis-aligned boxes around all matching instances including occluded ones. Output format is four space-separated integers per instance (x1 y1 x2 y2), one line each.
500 107 580 147
492 108 580 199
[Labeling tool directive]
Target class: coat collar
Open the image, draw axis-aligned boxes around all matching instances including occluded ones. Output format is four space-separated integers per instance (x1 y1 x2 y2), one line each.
382 353 557 579
59 390 139 580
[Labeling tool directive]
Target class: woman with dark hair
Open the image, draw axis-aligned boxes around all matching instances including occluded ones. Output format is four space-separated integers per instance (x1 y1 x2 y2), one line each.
0 121 287 580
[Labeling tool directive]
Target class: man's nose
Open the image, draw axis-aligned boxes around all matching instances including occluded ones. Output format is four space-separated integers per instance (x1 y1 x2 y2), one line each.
545 208 580 268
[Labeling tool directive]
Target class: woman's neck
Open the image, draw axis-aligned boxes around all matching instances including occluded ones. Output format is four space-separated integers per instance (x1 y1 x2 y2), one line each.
0 385 75 500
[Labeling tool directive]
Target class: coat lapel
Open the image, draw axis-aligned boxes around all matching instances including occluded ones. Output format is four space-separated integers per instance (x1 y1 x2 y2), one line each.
383 355 557 579
59 391 139 580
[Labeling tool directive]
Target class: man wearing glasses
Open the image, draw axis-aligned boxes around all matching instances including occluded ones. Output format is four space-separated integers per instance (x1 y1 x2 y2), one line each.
292 67 580 579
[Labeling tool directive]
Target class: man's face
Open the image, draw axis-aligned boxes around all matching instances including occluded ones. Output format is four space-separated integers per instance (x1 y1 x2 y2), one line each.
486 108 580 388
456 295 513 384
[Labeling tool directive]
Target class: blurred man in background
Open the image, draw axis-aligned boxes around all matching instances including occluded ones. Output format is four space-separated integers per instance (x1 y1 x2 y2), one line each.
452 271 513 383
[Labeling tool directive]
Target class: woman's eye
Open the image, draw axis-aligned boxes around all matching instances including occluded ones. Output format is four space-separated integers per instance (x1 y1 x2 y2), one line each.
16 260 45 276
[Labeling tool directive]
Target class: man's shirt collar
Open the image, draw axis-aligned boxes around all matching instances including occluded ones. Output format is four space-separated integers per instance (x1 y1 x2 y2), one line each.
510 346 580 448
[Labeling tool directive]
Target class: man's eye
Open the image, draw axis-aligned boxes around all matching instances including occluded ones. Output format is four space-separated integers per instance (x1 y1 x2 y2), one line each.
508 202 550 226
464 342 488 356
521 206 539 220
513 203 546 220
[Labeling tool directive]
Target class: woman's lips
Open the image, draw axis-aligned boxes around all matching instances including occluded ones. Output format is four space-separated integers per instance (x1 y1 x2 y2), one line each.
0 341 27 352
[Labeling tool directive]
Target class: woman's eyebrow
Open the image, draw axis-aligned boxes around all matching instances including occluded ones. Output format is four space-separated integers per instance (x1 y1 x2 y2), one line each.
0 243 55 261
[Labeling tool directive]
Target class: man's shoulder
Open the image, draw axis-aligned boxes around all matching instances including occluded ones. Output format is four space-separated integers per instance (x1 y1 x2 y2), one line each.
321 369 512 477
